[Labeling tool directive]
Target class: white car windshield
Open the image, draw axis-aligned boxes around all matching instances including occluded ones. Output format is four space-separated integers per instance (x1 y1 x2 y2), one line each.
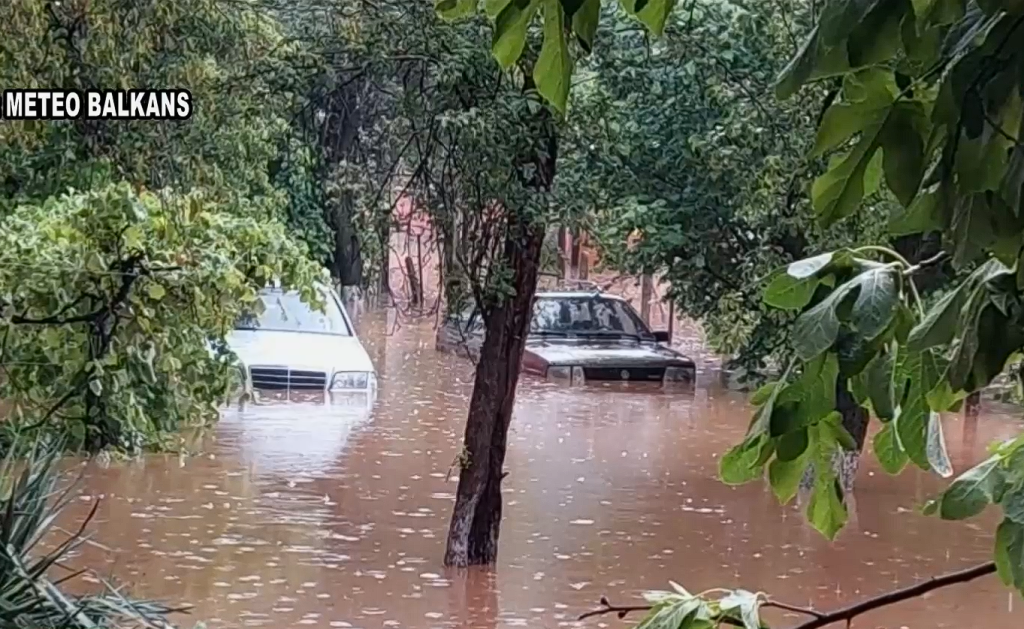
235 290 351 336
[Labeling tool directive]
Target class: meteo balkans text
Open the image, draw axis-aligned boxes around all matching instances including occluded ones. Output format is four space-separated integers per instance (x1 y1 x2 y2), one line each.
1 89 192 120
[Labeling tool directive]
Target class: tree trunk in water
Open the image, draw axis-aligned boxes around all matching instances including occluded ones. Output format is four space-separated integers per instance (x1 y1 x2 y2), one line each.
964 391 981 418
405 256 421 307
443 219 546 567
640 274 653 325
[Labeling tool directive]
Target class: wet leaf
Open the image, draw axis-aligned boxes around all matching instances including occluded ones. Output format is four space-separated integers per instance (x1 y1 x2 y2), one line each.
571 0 600 52
873 422 908 474
792 289 847 361
938 456 1005 520
894 349 943 470
720 436 767 485
146 283 166 301
772 353 838 435
787 252 835 279
534 0 572 112
848 266 901 341
492 0 540 69
994 519 1024 593
769 455 808 504
776 428 809 462
763 273 818 310
635 596 703 629
925 412 953 478
908 286 964 351
806 472 848 540
1004 488 1024 525
719 589 761 629
857 350 896 420
435 0 477 20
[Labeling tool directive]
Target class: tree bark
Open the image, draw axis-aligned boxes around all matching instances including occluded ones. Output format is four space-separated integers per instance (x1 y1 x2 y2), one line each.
443 71 557 567
640 274 653 325
443 218 545 566
405 256 421 307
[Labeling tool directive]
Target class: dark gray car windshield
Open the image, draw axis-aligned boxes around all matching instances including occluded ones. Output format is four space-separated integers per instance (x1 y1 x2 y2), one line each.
235 290 351 336
530 296 652 338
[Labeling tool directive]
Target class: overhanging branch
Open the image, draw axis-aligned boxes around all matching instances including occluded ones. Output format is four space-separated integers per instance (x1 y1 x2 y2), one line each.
579 561 997 628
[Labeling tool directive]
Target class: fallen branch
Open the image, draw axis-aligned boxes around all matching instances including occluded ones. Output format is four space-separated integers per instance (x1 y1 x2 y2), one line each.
578 561 996 628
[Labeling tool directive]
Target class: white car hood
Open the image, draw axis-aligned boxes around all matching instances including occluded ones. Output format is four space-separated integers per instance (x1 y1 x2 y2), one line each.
225 329 375 374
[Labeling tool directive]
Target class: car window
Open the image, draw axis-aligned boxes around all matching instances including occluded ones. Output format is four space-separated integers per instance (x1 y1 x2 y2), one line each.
235 290 352 336
530 296 651 337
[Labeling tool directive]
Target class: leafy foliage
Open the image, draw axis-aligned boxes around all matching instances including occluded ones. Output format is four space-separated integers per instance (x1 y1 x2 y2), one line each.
0 184 322 453
444 0 1024 604
560 0 889 375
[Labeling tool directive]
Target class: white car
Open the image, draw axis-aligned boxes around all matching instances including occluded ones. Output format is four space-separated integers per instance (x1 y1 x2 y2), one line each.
226 285 378 406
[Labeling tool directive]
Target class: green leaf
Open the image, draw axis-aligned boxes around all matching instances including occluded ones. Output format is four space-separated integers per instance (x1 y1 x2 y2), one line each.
776 428 809 461
873 422 908 474
879 103 927 206
764 273 819 310
534 0 572 113
492 0 540 69
773 353 839 435
859 350 896 420
908 286 964 351
146 283 166 301
623 0 678 37
809 70 899 224
484 0 511 16
894 349 943 470
635 596 705 629
1004 487 1024 525
847 266 900 341
88 379 103 396
938 456 1005 520
750 382 779 407
792 289 847 361
720 435 767 485
769 455 808 504
889 184 945 235
791 265 899 361
435 0 477 20
806 472 848 540
719 589 761 629
994 519 1024 593
571 0 600 52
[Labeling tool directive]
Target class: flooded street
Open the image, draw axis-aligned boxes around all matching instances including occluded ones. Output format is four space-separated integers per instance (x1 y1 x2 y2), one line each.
71 312 1021 629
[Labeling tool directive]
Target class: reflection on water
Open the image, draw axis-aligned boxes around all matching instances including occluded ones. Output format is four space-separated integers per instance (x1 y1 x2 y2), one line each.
68 311 1021 628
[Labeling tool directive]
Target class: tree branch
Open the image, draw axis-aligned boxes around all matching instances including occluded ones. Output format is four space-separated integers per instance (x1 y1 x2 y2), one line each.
790 561 995 629
579 561 997 629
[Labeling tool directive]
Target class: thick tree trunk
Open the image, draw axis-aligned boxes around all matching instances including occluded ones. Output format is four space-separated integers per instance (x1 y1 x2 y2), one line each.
443 219 545 567
333 193 363 287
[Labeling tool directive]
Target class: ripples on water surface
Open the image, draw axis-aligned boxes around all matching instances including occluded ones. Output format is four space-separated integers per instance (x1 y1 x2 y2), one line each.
68 311 1022 628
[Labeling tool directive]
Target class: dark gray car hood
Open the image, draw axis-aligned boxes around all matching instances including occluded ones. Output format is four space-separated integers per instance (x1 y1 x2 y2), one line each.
526 339 694 368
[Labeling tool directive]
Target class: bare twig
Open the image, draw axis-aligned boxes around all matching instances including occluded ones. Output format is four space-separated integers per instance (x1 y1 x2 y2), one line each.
579 561 997 629
790 561 995 629
903 250 949 277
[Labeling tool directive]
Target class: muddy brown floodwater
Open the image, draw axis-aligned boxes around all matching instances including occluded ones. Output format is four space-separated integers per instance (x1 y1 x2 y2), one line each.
67 311 1022 629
